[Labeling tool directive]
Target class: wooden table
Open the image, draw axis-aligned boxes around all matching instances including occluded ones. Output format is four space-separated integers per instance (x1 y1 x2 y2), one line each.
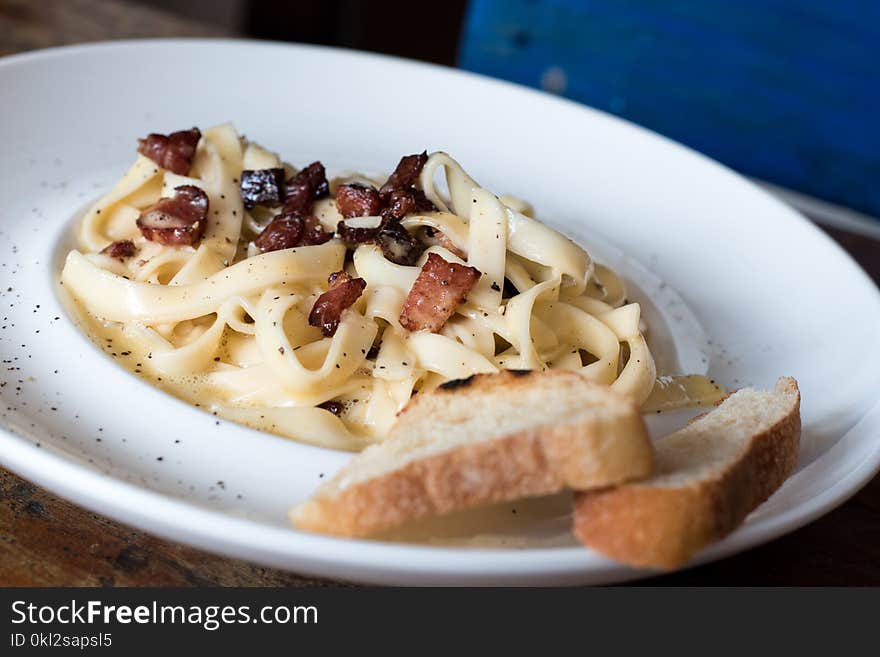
1 0 878 586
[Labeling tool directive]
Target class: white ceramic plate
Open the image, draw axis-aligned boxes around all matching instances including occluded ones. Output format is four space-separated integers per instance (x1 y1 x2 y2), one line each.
1 40 879 586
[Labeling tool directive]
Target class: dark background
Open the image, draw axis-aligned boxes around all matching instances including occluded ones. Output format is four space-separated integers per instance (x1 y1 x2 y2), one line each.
142 0 467 65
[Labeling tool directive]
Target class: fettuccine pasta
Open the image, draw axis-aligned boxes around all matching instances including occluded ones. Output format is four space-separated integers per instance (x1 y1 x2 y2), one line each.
60 124 722 450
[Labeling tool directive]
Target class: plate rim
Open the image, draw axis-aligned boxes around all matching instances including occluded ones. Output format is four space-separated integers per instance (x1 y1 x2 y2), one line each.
1 38 879 585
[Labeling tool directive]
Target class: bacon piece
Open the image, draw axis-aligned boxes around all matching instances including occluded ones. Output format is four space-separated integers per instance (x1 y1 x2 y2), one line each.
379 151 428 198
381 189 437 223
399 253 481 332
240 168 286 210
381 189 417 222
410 187 437 213
254 213 333 252
336 183 381 218
376 221 424 266
254 215 302 252
136 185 209 246
336 218 382 246
137 128 201 175
298 215 334 246
283 179 313 214
374 154 436 240
100 240 136 260
309 271 367 337
336 186 435 251
297 161 330 199
336 217 424 262
283 161 329 214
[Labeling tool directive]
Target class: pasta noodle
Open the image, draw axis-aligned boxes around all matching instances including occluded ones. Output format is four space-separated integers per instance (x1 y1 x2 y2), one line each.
60 123 722 451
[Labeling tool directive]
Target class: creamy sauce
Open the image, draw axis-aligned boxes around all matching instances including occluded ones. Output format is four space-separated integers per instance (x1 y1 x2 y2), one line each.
61 272 724 447
62 294 372 450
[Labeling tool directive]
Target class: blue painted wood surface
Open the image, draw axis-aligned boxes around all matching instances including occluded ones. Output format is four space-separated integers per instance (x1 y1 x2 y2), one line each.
459 0 880 218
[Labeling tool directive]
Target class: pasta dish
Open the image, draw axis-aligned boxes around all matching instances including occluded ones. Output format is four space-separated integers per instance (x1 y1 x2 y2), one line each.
60 124 721 450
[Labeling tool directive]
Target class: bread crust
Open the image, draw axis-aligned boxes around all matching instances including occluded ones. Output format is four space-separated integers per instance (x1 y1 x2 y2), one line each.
292 370 654 537
572 377 801 569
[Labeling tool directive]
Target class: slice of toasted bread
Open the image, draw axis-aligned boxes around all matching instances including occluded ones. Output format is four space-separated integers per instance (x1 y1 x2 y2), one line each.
291 369 654 537
573 377 801 570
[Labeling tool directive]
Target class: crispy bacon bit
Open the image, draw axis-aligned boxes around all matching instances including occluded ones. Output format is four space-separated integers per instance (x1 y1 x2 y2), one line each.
299 215 334 246
297 161 330 199
376 221 424 266
331 153 436 262
399 253 481 332
254 213 333 252
336 185 435 251
379 151 428 198
240 168 286 210
336 183 382 218
283 179 313 214
309 271 367 337
283 161 329 214
136 185 209 246
100 240 136 260
254 215 302 252
336 216 425 263
336 218 382 246
410 187 437 213
137 128 201 175
381 189 417 222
